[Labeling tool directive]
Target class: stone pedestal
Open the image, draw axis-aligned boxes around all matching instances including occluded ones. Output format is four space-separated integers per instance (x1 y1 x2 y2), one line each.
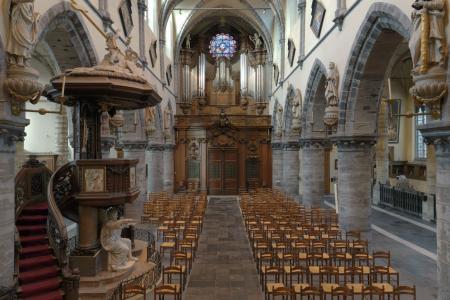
163 144 174 192
123 140 147 218
272 143 283 189
282 142 300 196
421 125 450 300
300 139 330 207
333 136 376 241
146 144 164 193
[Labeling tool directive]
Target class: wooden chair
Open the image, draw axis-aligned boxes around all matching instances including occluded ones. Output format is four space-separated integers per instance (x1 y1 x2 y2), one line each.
163 265 185 290
319 266 340 296
393 285 416 300
331 286 354 300
296 286 323 299
345 231 361 242
261 266 284 292
372 250 399 286
153 284 182 300
362 285 385 300
271 286 292 300
170 250 193 273
285 265 309 287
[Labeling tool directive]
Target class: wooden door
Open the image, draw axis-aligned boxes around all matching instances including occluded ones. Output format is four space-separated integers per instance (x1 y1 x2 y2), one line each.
208 149 238 195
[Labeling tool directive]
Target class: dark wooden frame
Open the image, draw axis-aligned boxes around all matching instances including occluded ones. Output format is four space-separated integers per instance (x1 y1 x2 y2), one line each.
310 0 326 38
287 39 296 67
119 0 133 36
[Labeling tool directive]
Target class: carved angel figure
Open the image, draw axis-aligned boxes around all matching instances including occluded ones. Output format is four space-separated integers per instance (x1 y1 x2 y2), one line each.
325 62 339 107
6 0 39 67
409 0 447 73
100 208 138 271
249 33 263 49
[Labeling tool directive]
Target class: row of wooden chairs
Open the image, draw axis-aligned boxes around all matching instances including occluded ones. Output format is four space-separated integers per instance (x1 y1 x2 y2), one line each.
152 193 208 300
240 188 416 300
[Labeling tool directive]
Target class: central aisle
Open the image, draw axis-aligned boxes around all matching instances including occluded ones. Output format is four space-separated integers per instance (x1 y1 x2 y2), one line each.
184 197 263 300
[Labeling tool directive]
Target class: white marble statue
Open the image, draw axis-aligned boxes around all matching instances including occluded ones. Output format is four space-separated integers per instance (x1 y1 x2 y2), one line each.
409 0 447 74
6 0 39 67
291 89 302 131
325 62 339 107
185 34 191 49
275 103 283 136
100 208 138 272
249 33 263 49
163 106 172 138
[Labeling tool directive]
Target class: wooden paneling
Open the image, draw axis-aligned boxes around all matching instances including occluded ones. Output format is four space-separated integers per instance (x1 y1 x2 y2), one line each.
208 149 238 195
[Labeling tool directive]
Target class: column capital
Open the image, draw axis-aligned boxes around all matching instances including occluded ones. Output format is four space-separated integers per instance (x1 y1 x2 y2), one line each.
297 0 306 13
331 135 376 149
419 122 450 150
283 141 300 151
146 143 165 151
271 142 284 150
299 138 331 149
122 140 147 150
0 125 25 153
137 0 147 11
164 144 176 150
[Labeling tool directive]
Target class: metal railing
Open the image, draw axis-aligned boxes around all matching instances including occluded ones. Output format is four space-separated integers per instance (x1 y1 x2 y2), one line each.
379 184 426 217
108 228 161 300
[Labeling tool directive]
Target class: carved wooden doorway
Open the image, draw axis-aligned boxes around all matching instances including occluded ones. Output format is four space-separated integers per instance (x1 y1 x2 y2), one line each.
208 149 238 195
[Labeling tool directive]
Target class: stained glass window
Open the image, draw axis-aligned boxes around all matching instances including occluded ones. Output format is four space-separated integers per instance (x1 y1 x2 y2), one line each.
209 33 237 59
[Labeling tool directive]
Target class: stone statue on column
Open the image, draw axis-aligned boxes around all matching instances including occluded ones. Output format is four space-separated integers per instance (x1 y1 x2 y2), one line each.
249 33 263 50
275 102 283 137
163 105 172 139
100 208 138 271
144 106 156 136
185 34 191 49
409 0 448 119
4 0 43 116
323 62 339 128
6 0 39 67
291 89 302 133
410 0 447 74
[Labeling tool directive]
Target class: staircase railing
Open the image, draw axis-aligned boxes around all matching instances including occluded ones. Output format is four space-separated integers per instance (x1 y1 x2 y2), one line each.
47 161 80 299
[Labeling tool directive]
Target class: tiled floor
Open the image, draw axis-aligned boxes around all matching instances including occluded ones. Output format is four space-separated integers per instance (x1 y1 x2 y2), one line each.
183 197 264 300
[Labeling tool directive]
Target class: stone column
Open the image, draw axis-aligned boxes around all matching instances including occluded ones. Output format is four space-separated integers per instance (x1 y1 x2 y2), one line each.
272 142 283 189
137 0 147 65
122 140 147 218
334 0 347 30
146 144 164 193
422 129 450 299
56 106 69 167
163 144 174 192
423 144 436 221
297 0 306 64
0 129 25 297
333 136 376 241
282 142 300 196
98 0 113 31
373 101 389 205
300 138 330 207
